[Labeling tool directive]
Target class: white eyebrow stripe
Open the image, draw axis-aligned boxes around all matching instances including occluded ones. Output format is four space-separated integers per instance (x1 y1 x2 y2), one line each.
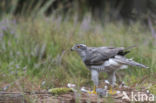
80 44 86 46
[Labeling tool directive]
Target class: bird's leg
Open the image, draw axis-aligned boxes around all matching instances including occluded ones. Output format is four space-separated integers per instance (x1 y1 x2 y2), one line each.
88 69 98 94
107 71 117 95
108 71 116 87
93 85 96 92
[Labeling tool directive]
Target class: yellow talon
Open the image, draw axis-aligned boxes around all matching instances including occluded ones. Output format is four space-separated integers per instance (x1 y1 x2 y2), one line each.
108 87 116 95
88 85 97 94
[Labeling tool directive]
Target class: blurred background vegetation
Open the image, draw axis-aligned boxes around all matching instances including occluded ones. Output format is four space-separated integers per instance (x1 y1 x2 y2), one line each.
0 0 156 96
1 0 156 22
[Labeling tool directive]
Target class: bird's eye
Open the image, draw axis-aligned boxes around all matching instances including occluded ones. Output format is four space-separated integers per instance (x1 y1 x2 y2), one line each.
77 46 80 48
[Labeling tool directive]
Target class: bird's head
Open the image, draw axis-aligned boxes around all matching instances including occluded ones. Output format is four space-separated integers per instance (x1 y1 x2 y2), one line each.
71 44 87 52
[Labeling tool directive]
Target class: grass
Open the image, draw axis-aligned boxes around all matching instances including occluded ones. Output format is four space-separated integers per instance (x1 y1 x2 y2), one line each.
0 15 156 97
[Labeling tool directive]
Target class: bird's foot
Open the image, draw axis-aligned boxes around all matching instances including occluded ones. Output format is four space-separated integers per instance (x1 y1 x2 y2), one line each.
88 90 97 94
88 85 97 94
108 87 117 95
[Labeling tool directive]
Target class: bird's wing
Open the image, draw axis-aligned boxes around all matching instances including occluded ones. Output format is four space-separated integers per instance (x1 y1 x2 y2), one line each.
84 47 127 66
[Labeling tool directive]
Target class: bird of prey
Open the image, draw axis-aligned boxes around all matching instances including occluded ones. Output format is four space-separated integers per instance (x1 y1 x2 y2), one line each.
71 44 148 94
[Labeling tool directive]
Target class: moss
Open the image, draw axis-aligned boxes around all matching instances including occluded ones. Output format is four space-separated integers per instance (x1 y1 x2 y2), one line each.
48 87 73 95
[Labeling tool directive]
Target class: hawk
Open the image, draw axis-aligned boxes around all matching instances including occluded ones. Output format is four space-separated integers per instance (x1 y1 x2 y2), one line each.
71 44 148 94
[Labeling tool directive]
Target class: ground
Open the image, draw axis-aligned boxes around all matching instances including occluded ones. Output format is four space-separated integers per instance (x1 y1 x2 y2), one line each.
0 80 155 103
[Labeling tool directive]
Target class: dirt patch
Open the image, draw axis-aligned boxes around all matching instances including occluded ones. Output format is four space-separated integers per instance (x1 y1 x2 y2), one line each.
0 86 154 103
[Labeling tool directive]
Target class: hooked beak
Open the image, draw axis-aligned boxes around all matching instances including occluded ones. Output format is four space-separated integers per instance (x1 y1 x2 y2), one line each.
71 46 75 51
71 47 74 51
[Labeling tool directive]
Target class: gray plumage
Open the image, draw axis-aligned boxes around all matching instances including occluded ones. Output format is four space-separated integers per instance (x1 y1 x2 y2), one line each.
71 44 149 86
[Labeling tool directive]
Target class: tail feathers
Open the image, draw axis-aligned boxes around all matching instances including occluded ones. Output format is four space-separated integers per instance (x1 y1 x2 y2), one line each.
115 56 149 69
128 60 149 68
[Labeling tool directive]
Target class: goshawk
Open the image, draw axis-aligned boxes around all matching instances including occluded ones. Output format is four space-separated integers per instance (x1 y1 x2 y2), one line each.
71 44 148 94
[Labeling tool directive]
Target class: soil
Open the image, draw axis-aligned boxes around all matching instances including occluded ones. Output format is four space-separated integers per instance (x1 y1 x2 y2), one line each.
0 86 154 103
